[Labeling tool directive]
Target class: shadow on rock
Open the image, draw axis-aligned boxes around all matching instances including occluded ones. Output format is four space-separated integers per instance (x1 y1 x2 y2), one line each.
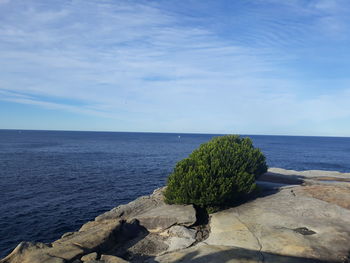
106 219 152 261
151 245 339 263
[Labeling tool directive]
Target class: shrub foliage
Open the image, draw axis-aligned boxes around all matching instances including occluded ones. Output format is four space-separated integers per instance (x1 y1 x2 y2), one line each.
164 135 267 210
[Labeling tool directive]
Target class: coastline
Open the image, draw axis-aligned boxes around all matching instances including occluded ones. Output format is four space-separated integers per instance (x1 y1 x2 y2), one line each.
2 168 350 263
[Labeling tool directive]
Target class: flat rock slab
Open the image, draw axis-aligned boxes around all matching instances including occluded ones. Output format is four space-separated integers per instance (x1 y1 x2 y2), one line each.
81 252 98 261
53 219 122 251
101 254 130 263
1 220 122 263
156 244 333 262
0 242 66 263
96 188 165 222
267 167 350 180
206 185 350 262
165 225 196 240
117 232 169 258
95 188 197 233
161 225 196 252
301 184 350 210
137 204 196 232
151 244 262 263
205 211 260 250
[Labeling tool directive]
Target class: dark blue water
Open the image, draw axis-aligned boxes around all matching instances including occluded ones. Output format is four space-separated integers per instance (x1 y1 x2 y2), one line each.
1 130 350 258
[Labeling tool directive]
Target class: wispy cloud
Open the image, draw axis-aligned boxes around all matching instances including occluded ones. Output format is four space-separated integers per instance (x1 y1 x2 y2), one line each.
0 89 115 118
1 0 350 135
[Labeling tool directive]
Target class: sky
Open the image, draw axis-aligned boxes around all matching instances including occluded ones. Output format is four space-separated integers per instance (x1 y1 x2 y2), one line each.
1 0 350 136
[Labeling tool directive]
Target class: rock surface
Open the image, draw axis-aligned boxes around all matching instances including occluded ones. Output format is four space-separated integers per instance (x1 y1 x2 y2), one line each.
205 187 350 262
150 243 262 263
0 219 123 263
264 167 350 182
162 226 197 252
136 204 196 232
100 254 129 263
154 168 350 263
302 184 350 209
81 252 98 261
1 168 350 263
95 188 165 222
0 188 197 263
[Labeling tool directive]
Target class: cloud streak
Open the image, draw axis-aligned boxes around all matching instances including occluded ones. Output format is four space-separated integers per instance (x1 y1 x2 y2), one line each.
1 0 350 135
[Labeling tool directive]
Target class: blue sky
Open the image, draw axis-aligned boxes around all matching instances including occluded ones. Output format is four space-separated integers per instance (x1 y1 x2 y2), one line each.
1 0 350 136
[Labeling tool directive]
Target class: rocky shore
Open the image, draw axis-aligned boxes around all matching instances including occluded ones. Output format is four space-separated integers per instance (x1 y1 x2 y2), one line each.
1 168 350 263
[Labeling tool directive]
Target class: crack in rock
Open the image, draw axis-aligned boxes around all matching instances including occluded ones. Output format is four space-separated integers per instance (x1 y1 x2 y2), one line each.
235 210 265 263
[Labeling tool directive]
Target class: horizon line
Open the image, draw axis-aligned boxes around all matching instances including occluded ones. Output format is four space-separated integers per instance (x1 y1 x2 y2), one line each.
0 128 349 139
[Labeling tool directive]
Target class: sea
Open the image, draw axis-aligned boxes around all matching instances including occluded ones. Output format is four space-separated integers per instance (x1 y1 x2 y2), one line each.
1 130 350 258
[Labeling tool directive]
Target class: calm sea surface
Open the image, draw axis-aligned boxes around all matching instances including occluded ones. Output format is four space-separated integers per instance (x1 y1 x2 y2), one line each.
1 130 350 257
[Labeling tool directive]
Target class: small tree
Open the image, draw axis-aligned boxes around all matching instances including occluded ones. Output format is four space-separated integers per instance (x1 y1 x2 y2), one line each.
164 135 267 212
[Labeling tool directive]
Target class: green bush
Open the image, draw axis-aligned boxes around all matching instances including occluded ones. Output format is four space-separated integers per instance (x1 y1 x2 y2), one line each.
164 135 267 212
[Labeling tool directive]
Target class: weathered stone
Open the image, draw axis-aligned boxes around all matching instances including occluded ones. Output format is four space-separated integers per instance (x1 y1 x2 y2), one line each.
258 169 304 185
0 242 65 263
165 237 196 252
137 204 196 232
96 188 196 232
96 188 165 222
53 219 122 251
301 184 350 209
267 167 350 181
206 185 350 262
1 220 122 263
205 211 261 250
153 172 350 262
48 244 85 261
61 231 75 238
119 232 169 258
79 221 100 232
165 225 196 239
162 225 197 252
151 243 261 263
81 252 98 261
100 254 129 263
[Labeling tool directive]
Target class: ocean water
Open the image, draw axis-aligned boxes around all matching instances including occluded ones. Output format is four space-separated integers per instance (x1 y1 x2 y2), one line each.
1 130 350 258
